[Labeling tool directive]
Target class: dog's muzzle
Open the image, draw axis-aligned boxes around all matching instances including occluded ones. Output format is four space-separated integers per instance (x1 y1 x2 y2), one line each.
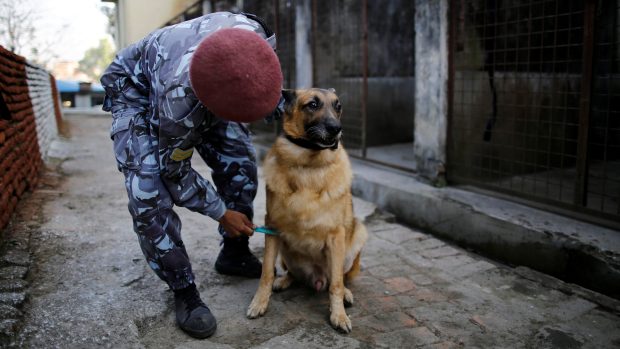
306 120 342 148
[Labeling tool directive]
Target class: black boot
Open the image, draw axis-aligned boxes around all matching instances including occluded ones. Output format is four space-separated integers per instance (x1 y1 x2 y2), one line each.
215 236 262 278
173 283 217 339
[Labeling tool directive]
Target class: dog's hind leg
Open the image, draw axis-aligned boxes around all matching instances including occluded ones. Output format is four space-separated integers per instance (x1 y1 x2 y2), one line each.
343 287 354 307
344 252 361 283
273 256 294 291
273 272 294 292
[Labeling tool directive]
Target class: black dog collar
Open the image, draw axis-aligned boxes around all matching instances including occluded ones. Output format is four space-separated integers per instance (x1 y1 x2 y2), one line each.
285 135 339 151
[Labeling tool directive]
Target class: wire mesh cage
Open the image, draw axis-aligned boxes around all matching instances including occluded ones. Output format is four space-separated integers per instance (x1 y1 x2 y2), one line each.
588 0 620 216
448 0 619 224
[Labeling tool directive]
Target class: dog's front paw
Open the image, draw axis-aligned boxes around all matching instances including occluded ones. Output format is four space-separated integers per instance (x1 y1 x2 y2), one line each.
247 294 270 319
330 311 352 333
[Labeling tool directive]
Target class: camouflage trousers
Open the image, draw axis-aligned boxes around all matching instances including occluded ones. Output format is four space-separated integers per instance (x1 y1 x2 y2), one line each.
112 115 257 290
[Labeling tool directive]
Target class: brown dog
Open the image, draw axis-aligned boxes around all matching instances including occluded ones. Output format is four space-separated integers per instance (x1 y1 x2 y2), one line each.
246 88 368 333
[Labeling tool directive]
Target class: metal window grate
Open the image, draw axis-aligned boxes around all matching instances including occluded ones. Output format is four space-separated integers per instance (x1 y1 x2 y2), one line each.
448 0 619 226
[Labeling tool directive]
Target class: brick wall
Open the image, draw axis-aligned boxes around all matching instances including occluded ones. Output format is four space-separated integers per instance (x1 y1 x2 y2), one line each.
0 46 62 231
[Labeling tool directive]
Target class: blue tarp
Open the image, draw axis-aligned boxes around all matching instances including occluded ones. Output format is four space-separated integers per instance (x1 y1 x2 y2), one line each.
91 83 104 92
56 80 105 93
56 80 79 93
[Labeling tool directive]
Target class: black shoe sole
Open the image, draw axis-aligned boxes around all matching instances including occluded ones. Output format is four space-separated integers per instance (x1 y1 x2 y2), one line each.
180 321 217 339
215 261 262 278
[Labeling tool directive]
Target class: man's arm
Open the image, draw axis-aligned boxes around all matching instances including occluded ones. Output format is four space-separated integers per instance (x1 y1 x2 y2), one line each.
158 136 254 236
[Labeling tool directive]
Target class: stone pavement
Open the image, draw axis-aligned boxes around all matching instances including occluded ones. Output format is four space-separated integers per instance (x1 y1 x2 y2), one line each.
1 114 619 348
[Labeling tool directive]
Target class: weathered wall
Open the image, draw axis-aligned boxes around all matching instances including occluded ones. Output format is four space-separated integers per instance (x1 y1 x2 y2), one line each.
0 46 62 231
414 0 449 180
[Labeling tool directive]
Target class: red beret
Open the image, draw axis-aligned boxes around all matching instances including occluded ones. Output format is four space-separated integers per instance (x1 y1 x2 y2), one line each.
189 28 283 123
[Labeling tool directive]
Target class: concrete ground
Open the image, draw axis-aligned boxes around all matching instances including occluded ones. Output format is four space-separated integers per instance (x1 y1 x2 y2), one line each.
2 114 620 348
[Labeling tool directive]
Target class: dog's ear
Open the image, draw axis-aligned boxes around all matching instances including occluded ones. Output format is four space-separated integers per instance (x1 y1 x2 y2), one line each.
328 88 336 93
282 89 296 104
281 89 297 115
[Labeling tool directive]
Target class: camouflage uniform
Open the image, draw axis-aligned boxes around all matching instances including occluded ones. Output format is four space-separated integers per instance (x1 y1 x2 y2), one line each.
100 12 276 290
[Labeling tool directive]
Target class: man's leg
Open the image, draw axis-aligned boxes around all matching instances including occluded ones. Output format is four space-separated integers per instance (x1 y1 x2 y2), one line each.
114 117 216 338
122 169 216 338
123 169 194 289
196 120 261 278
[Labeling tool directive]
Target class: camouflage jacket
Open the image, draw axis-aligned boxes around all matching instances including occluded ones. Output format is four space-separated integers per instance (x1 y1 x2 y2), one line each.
100 12 276 220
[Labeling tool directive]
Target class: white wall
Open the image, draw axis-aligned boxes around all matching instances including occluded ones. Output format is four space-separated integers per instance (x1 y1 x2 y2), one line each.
26 63 58 160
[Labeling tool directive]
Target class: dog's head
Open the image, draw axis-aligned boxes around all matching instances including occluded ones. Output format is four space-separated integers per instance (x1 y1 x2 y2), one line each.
281 88 342 150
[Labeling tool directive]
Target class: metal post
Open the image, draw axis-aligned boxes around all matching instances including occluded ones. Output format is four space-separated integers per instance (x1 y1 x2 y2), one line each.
202 0 212 14
311 0 317 86
274 0 279 39
361 0 368 157
274 0 280 136
574 0 596 206
446 0 457 180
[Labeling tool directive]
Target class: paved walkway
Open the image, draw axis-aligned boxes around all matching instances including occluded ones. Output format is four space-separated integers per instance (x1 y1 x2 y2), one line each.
2 114 619 348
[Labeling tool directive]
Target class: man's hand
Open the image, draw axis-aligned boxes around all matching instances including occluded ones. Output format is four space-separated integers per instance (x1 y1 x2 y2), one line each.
218 210 255 237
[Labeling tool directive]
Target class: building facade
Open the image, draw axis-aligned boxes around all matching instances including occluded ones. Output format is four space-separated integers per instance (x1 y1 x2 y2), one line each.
105 0 620 229
102 0 204 48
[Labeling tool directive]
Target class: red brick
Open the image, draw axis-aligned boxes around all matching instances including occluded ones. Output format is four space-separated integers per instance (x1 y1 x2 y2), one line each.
4 183 13 195
357 311 417 332
359 296 400 314
0 191 8 205
408 287 448 303
384 277 418 294
5 126 16 138
30 176 38 189
16 181 26 196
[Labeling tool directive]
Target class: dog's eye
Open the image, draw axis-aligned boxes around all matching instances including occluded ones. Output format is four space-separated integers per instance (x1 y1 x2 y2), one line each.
334 102 342 113
307 101 319 110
